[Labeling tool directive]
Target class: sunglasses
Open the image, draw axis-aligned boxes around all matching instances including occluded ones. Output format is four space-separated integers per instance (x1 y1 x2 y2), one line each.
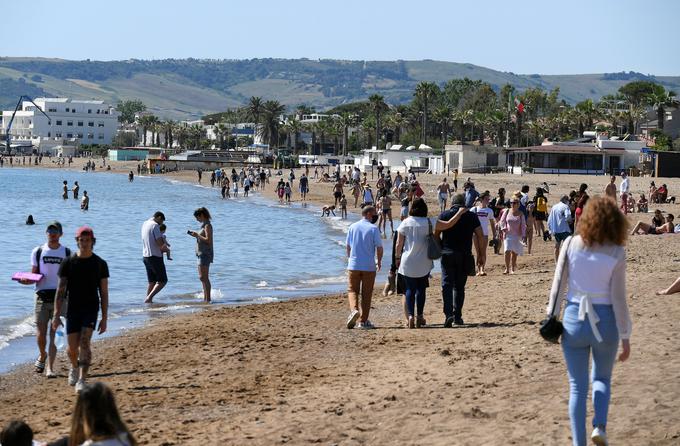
510 201 519 205
46 228 61 234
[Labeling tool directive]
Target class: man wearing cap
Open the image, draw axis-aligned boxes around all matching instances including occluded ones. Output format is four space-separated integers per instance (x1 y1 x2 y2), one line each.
53 226 109 392
141 211 169 303
21 221 71 378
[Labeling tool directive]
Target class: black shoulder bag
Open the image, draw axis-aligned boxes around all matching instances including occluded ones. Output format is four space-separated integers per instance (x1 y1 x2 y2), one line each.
539 236 573 343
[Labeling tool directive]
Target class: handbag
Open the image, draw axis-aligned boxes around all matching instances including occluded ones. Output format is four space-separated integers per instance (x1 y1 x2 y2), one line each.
539 236 573 343
426 219 442 260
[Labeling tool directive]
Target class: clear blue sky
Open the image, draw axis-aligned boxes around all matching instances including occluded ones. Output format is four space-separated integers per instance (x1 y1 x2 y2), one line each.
2 0 678 75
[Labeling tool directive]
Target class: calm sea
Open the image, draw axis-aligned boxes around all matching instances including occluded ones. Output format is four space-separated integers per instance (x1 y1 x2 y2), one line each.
0 167 389 372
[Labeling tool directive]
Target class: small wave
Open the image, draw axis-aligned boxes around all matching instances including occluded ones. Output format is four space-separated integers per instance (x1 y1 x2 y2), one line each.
0 316 34 351
126 304 193 314
252 296 280 303
255 280 268 288
298 275 346 285
192 289 224 300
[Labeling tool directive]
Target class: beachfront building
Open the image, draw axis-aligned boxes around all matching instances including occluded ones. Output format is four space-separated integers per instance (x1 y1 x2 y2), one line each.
354 145 435 174
1 98 119 148
444 144 506 173
108 147 150 161
640 106 680 140
505 134 647 175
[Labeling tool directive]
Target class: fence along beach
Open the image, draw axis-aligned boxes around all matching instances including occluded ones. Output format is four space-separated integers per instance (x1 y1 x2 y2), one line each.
1 158 680 444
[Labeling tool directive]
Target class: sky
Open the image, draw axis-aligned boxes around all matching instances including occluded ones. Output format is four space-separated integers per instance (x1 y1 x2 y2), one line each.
1 0 678 76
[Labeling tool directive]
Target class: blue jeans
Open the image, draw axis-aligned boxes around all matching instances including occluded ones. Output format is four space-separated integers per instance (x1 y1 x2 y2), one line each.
404 275 428 317
561 302 619 446
441 252 468 318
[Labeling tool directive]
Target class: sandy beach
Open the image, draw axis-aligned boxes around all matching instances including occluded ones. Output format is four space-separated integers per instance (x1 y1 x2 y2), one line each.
2 158 680 445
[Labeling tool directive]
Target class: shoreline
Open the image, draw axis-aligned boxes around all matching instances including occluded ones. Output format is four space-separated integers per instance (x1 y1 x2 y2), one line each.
2 160 680 444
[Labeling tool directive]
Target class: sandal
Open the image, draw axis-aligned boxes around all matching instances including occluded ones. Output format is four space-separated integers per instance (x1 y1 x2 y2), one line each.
34 359 45 374
416 316 426 328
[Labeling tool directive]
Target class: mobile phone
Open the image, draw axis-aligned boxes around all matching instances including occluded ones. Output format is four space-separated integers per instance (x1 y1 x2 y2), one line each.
187 230 193 235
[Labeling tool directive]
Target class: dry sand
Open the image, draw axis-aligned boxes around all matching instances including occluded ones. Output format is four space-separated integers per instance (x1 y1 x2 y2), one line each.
1 158 680 445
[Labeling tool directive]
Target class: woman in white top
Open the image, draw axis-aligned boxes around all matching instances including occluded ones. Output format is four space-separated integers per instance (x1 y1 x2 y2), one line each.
70 382 136 446
471 191 496 276
546 197 632 446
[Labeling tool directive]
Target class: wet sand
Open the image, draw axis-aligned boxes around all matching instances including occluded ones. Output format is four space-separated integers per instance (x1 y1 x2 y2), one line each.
2 158 680 444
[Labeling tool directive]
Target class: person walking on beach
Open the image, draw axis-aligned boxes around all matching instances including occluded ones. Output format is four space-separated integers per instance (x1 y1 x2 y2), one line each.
619 171 630 215
547 197 631 446
52 226 109 393
197 168 202 184
604 175 617 204
437 178 451 212
548 195 573 262
345 205 383 329
434 194 484 327
129 170 134 182
20 221 71 378
470 191 495 276
141 211 169 303
62 181 69 200
299 173 309 201
499 193 527 274
190 207 213 303
72 181 80 200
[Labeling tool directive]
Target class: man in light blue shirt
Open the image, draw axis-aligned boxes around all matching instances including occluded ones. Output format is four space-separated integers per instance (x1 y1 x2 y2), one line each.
345 206 383 329
548 195 572 261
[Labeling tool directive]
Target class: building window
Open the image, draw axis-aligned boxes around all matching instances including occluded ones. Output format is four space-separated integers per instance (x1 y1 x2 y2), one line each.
72 109 76 113
56 132 62 138
67 121 73 126
103 110 109 114
48 108 57 112
56 120 62 126
77 121 83 127
48 132 51 137
88 109 92 114
96 110 100 114
67 133 73 138
98 121 105 127
65 108 70 112
87 133 94 139
98 133 105 140
88 121 94 127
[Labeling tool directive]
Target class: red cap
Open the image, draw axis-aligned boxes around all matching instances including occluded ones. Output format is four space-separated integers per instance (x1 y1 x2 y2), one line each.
75 226 95 238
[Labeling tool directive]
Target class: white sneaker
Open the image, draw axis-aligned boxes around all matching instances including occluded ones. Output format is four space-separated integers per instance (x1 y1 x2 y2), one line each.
75 379 86 393
346 309 360 329
591 426 608 446
68 368 78 386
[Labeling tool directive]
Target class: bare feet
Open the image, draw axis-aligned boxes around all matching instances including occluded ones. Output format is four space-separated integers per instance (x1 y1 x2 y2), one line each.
144 298 153 304
656 289 668 295
503 269 509 275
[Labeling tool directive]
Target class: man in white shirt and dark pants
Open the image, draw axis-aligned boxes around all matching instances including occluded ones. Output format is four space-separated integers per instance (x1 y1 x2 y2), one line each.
141 211 169 303
619 171 630 215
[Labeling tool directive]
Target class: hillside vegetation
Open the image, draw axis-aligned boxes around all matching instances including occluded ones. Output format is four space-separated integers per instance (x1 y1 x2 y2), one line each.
0 57 678 120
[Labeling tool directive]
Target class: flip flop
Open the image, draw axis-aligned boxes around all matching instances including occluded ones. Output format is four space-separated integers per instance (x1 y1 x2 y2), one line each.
34 359 45 374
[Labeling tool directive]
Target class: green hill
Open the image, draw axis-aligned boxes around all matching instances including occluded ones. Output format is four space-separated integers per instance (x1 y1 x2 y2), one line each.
0 57 677 120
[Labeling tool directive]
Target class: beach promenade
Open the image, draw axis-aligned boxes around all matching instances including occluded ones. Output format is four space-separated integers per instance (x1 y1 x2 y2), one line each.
1 159 680 444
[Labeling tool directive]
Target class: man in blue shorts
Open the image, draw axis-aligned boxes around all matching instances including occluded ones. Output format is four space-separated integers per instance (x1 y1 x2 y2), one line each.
53 226 109 393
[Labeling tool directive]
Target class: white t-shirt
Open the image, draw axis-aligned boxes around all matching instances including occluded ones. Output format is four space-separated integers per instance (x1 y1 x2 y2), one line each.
620 177 630 194
30 243 69 291
141 218 162 258
397 216 433 278
471 206 495 237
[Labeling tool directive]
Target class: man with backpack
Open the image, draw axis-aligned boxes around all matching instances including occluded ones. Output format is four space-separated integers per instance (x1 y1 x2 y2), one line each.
20 221 71 378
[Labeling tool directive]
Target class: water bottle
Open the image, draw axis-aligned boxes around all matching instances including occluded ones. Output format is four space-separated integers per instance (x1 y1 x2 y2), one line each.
54 317 66 350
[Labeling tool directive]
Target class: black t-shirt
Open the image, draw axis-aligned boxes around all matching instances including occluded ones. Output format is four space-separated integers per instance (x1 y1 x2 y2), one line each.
300 176 308 188
58 253 109 316
438 206 481 254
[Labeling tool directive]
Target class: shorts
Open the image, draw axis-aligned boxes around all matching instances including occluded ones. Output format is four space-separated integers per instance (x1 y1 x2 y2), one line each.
197 252 214 266
533 210 547 221
334 191 342 199
438 192 448 203
35 290 62 325
66 311 98 334
300 186 309 193
554 232 571 246
383 208 391 215
648 225 657 235
143 256 168 284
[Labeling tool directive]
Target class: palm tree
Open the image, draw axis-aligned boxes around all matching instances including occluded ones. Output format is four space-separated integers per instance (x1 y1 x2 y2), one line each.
368 94 388 150
432 105 453 146
385 111 405 145
327 117 343 155
247 96 264 138
284 117 303 153
174 125 189 149
314 119 330 154
189 124 205 149
161 120 175 150
647 88 679 131
337 112 356 156
213 121 231 149
259 100 286 148
414 81 440 145
138 115 156 146
575 99 598 130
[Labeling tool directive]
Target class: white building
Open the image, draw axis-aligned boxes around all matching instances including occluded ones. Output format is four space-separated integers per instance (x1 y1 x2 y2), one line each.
1 98 119 147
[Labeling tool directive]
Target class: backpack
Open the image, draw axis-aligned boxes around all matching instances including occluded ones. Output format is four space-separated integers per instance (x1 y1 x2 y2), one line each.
35 245 72 274
536 196 547 213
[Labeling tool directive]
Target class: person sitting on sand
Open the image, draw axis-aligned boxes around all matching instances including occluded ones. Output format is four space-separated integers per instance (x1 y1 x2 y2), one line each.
69 382 137 446
631 213 674 235
637 194 648 213
321 205 336 217
656 275 680 295
656 183 668 203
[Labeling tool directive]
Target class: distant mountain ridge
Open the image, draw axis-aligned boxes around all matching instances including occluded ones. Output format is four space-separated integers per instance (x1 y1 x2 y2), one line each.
0 57 678 120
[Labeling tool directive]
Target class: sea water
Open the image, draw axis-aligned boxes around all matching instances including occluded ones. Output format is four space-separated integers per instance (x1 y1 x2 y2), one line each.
0 167 389 372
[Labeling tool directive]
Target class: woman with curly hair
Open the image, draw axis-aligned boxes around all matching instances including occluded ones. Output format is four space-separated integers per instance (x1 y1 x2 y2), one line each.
546 196 632 446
